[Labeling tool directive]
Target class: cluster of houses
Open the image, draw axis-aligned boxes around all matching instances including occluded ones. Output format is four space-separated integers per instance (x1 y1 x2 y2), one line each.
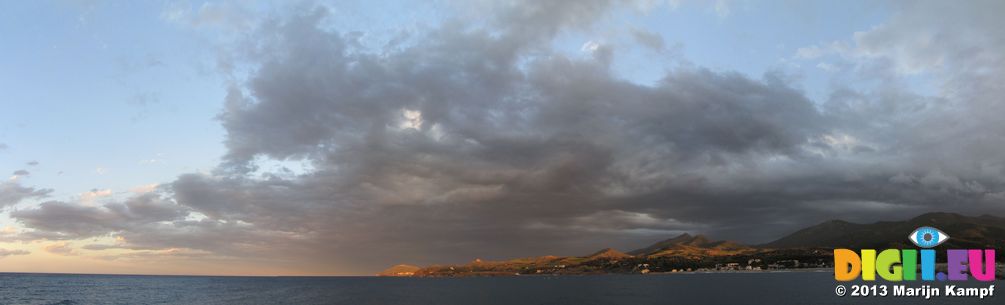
710 259 830 272
530 264 567 274
634 258 832 274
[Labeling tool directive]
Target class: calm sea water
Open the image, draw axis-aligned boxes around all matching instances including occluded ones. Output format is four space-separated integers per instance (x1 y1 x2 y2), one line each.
0 271 996 305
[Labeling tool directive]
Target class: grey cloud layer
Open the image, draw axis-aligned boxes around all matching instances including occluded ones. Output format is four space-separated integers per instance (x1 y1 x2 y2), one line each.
13 193 187 239
0 249 30 257
11 1 1005 274
1 171 52 208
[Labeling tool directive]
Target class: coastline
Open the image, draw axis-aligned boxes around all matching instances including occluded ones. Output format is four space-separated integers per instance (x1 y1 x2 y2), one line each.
408 267 835 278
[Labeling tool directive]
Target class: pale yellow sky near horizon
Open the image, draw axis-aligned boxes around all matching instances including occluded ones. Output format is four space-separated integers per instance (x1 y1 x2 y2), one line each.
0 232 352 276
0 241 319 276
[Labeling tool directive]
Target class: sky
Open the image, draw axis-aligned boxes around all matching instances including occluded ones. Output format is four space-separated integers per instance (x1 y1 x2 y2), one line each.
0 0 1003 276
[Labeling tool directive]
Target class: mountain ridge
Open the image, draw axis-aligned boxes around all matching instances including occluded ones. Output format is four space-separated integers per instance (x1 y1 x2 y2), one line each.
393 212 1004 276
763 212 1005 249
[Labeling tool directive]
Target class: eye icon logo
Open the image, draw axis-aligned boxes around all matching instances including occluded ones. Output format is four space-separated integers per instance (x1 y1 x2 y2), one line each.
909 226 949 248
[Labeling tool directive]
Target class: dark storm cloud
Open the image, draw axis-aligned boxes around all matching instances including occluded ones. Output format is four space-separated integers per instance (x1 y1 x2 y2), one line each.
188 1 828 270
11 0 1005 274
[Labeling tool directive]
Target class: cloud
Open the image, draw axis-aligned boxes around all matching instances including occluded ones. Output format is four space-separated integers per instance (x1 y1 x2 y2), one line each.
79 189 113 204
0 226 19 242
795 46 824 59
0 249 30 257
10 1 1005 275
44 242 77 256
130 183 160 194
13 193 188 240
177 1 823 271
82 243 129 251
0 143 7 151
630 28 665 52
816 62 837 72
0 178 52 208
162 1 254 31
96 248 213 261
850 1 1002 75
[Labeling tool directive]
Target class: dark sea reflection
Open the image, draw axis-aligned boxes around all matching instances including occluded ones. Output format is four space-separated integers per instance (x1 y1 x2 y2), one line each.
0 271 997 305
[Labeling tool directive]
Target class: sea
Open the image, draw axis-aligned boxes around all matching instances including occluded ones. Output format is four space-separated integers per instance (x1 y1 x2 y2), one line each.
0 271 997 305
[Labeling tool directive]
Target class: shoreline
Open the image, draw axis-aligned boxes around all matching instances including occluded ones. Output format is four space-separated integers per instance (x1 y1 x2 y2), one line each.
645 267 832 275
407 268 836 278
408 265 1005 279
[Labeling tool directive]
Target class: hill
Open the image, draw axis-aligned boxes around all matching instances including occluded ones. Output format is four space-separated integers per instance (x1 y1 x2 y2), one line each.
763 212 1005 250
377 264 421 276
587 248 633 259
629 233 755 258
